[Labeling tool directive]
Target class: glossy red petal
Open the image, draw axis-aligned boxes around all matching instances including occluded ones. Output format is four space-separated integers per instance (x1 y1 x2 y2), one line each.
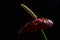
21 17 53 32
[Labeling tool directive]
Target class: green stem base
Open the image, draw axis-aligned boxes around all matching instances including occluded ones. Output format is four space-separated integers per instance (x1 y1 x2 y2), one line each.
41 30 47 40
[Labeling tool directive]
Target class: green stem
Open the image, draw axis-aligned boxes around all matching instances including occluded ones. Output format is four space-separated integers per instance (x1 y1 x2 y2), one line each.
41 30 47 40
20 4 47 40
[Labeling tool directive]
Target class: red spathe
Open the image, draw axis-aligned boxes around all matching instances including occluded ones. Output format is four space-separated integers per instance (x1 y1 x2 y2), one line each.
22 17 53 32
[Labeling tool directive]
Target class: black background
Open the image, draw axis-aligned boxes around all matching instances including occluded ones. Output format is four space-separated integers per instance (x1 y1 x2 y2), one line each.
16 0 60 40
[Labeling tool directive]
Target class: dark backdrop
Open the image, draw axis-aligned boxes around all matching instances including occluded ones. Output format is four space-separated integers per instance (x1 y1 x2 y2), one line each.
16 0 60 40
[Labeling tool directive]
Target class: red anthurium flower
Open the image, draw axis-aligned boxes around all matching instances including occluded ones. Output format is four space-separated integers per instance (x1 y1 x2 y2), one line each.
18 4 54 40
20 17 53 32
